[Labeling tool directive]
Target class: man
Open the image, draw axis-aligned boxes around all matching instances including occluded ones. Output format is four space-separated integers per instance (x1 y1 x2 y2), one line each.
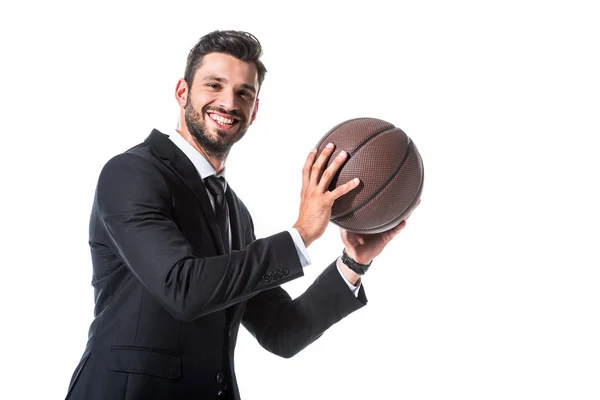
65 30 409 399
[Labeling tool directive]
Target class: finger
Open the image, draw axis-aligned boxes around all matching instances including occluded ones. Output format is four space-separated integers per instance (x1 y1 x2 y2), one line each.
339 228 349 242
394 220 407 234
301 149 317 196
318 150 348 192
329 177 360 200
310 143 335 187
384 220 407 241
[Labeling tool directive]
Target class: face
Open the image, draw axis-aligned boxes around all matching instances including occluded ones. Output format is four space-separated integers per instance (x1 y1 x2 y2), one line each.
183 52 259 158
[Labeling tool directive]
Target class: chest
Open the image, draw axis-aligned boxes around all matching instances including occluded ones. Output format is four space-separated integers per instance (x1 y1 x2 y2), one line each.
168 176 253 255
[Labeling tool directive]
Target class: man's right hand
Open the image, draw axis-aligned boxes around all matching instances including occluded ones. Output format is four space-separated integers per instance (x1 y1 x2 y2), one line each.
293 143 360 248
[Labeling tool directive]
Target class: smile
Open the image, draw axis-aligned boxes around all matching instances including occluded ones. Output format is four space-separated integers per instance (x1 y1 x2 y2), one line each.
208 113 238 127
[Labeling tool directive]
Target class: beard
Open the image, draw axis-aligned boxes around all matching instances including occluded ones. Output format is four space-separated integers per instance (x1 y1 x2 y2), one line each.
185 99 249 159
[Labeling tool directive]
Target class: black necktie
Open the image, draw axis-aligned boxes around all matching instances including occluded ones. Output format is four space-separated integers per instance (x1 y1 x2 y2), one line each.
204 175 230 252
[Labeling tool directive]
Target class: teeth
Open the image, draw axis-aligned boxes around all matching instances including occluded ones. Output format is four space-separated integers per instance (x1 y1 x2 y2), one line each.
209 114 234 125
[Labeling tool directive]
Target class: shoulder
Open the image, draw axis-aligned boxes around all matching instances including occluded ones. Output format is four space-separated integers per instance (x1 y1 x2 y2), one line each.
96 149 171 205
100 150 158 181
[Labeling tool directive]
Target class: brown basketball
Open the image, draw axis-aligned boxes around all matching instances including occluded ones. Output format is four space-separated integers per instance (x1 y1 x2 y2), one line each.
315 117 424 234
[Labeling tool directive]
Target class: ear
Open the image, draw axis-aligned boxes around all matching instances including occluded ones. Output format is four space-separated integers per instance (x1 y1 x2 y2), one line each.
175 78 189 108
250 99 259 124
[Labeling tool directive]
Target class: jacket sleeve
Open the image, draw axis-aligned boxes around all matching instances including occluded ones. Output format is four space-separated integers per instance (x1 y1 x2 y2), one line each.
95 152 304 321
242 261 368 359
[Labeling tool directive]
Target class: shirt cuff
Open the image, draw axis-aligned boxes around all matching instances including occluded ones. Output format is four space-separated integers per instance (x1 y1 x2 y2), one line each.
288 228 311 268
336 257 361 298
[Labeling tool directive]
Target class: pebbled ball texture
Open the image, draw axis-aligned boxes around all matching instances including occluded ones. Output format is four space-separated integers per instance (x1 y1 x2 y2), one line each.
315 117 424 234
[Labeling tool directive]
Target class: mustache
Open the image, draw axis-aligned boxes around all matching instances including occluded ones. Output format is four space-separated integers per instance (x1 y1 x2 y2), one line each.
203 106 243 120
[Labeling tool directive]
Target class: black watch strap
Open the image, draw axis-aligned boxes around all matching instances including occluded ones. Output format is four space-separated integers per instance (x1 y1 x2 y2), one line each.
341 249 372 276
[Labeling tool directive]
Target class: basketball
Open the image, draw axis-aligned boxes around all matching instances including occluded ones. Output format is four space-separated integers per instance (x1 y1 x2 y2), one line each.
315 117 424 234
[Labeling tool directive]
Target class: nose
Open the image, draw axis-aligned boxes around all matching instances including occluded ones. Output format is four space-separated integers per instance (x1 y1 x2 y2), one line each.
216 89 237 111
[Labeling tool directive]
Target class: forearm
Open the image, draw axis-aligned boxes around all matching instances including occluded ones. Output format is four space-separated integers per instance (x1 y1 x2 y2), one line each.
243 261 367 358
107 229 303 321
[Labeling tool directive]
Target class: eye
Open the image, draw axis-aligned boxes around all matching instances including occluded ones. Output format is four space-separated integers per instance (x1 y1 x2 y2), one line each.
238 90 253 99
207 82 221 90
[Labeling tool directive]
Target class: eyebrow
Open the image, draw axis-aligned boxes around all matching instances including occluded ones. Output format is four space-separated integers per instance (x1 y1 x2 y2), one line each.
202 75 257 94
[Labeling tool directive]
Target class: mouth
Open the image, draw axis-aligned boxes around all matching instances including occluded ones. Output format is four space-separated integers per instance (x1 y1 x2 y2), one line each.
207 112 240 130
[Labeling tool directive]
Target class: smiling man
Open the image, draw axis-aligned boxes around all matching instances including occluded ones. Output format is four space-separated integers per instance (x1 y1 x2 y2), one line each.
64 30 408 400
181 52 258 163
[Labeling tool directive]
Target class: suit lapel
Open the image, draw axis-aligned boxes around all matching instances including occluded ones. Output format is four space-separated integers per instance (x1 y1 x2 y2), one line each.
145 130 247 347
144 129 226 254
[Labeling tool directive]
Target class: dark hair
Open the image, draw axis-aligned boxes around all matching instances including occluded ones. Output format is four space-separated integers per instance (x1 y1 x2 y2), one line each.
184 30 267 91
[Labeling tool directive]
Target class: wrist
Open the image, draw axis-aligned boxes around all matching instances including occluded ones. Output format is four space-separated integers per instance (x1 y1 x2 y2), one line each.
343 248 372 266
341 249 372 276
293 224 313 248
337 258 361 285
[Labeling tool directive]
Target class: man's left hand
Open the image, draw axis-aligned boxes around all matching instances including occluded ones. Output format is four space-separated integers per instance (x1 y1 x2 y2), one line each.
340 220 407 265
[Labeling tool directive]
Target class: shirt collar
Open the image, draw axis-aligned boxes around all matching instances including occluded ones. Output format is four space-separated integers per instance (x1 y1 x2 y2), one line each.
168 130 227 185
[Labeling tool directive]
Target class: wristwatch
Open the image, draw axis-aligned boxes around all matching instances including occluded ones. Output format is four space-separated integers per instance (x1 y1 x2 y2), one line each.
341 249 372 276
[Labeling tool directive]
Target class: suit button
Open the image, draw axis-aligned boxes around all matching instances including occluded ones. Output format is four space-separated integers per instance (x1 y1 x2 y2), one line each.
217 390 226 398
216 372 225 384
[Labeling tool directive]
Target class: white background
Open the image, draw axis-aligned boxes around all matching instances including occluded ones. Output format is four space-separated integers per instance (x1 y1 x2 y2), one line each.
1 1 599 399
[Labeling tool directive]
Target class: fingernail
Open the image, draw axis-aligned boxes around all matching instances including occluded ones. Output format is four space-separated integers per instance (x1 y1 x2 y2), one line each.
326 143 334 149
354 178 360 184
338 151 346 158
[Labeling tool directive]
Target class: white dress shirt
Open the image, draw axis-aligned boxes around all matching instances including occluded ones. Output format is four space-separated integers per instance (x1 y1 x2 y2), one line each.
168 131 360 296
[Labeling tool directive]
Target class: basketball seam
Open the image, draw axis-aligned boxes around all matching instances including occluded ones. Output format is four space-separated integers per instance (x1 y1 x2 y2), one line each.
348 126 399 157
316 118 364 149
318 118 395 154
332 138 414 220
359 155 424 232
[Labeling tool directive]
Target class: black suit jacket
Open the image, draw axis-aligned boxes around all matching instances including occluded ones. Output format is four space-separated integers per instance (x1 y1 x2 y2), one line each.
65 130 367 400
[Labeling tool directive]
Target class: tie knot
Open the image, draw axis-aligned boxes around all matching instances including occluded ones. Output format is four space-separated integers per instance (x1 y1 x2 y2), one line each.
204 175 226 199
